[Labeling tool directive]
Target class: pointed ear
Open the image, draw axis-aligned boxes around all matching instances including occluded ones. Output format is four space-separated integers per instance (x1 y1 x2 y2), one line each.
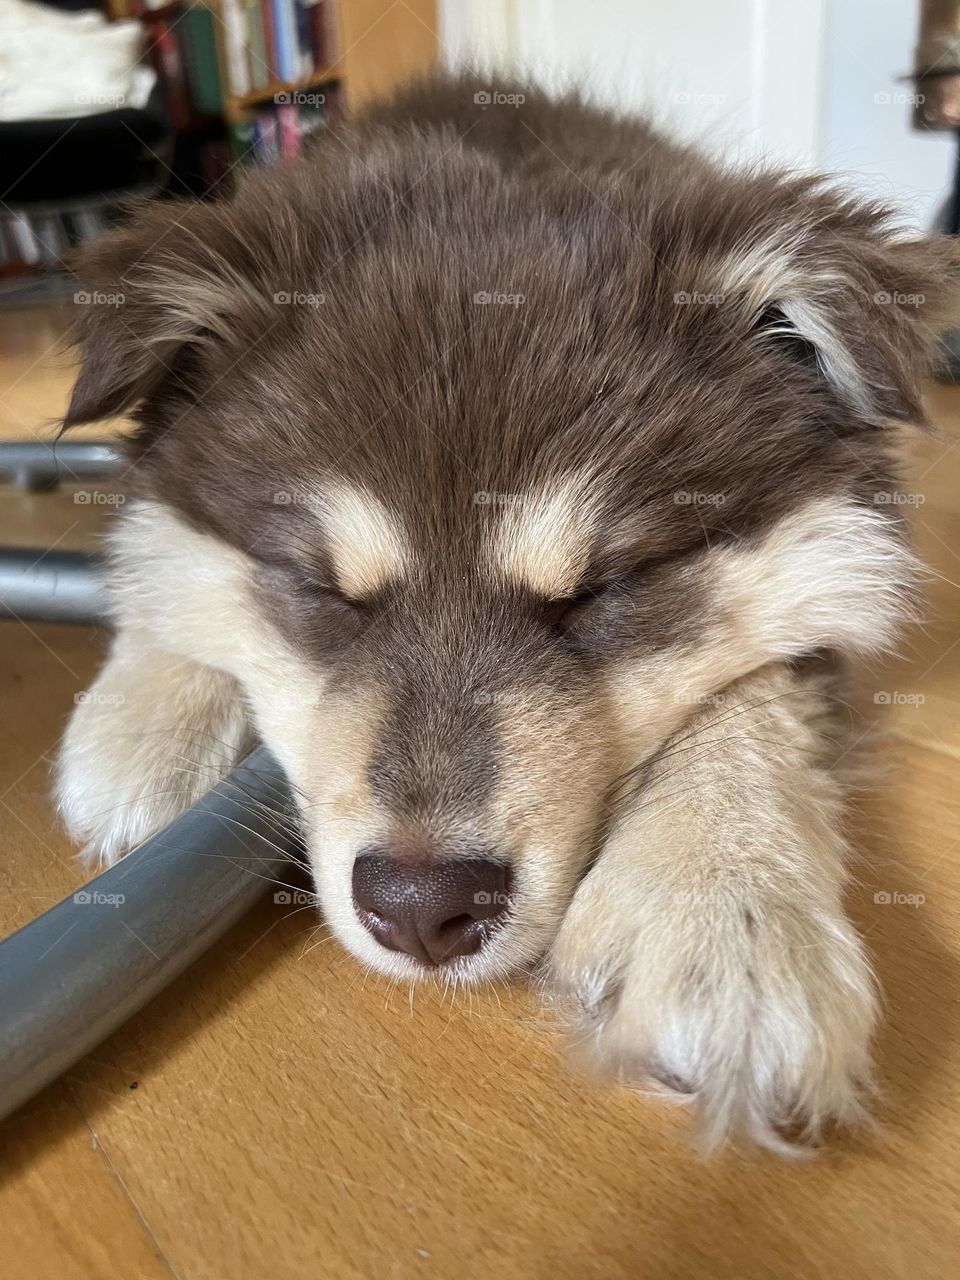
63 199 272 428
720 200 960 428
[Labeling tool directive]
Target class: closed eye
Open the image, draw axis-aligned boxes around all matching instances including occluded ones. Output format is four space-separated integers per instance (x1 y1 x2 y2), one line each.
545 583 607 631
256 554 367 612
545 563 658 635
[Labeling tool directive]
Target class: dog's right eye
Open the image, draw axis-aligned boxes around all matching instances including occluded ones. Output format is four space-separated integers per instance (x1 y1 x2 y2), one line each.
258 557 365 613
300 578 367 614
545 585 603 633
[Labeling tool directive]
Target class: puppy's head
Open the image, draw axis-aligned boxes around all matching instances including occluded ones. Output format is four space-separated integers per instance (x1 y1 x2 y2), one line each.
64 103 958 982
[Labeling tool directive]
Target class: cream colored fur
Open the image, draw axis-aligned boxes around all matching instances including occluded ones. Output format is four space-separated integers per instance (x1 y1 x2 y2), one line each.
549 661 876 1153
715 239 873 417
492 475 598 598
314 481 411 599
58 633 253 869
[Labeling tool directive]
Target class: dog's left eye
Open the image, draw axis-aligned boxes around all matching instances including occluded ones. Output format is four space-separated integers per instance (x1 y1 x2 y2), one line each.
545 585 604 632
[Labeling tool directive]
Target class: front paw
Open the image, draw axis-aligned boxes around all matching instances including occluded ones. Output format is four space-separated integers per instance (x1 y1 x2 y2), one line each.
548 882 877 1154
57 637 251 870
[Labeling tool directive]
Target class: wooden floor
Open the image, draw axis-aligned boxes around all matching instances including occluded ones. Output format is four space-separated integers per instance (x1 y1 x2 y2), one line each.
2 301 960 1279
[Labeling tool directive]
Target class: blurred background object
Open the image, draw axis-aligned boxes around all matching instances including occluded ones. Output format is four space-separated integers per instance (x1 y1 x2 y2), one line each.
911 0 960 367
0 0 436 299
914 0 960 132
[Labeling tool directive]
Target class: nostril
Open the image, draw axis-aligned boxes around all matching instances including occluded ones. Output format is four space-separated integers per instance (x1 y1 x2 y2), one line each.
352 852 512 966
439 913 473 933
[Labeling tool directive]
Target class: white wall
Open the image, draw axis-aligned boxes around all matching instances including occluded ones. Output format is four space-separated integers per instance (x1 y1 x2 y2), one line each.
437 0 955 229
821 0 955 228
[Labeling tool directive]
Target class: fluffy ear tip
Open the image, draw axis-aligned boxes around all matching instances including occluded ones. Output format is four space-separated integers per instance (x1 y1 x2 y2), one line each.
60 390 99 433
59 404 89 434
62 362 141 430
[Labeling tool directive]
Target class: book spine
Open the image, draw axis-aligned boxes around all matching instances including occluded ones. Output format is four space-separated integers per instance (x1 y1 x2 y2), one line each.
183 6 225 117
261 0 280 80
277 102 302 157
245 0 270 90
320 0 339 62
176 14 198 114
307 0 325 69
153 17 192 129
271 0 299 83
294 0 314 78
221 0 252 98
10 213 40 265
208 0 238 113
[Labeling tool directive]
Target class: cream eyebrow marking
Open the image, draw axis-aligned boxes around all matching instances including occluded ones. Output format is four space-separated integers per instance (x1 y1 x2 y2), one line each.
313 481 411 597
491 477 596 598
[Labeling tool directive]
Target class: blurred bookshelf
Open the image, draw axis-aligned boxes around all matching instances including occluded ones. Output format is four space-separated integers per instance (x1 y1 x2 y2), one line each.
111 0 438 178
124 0 344 177
0 0 437 288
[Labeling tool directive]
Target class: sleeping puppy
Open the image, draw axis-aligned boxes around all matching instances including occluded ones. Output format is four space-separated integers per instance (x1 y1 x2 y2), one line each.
57 75 959 1152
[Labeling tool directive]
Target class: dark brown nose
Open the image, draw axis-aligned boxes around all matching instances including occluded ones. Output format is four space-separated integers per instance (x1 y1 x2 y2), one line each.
352 852 512 966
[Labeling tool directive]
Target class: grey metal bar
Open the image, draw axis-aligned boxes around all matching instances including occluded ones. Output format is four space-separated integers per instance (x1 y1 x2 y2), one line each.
0 440 123 490
0 548 106 624
0 747 298 1122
